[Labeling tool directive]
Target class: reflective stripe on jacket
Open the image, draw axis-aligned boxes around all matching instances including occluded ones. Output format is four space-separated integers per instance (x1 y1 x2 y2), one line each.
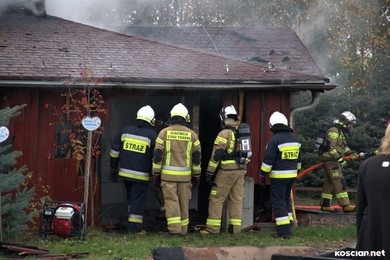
261 130 302 179
321 125 351 160
153 124 201 182
207 128 242 172
110 124 157 182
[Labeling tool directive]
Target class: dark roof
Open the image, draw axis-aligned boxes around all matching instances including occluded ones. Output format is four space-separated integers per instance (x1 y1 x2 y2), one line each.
117 26 322 76
0 10 332 89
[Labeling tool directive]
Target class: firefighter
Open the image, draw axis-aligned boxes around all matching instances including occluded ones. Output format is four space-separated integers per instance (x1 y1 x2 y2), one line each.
320 111 357 213
110 105 157 233
201 105 248 235
259 111 301 239
152 103 201 236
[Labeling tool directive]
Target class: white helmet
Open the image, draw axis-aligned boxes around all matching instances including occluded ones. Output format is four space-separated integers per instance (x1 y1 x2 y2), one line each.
137 105 155 126
269 111 288 127
220 105 239 121
170 103 190 122
340 111 357 125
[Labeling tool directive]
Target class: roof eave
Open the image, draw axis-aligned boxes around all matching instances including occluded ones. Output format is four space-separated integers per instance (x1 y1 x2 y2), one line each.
0 79 336 91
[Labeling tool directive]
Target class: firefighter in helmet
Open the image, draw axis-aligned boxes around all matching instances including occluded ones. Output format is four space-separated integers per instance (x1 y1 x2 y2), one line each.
259 111 302 239
320 111 357 213
152 103 201 236
201 105 248 235
110 105 157 233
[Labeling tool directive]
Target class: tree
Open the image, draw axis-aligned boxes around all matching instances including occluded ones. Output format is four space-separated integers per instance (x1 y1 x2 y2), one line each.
0 104 36 240
46 67 107 227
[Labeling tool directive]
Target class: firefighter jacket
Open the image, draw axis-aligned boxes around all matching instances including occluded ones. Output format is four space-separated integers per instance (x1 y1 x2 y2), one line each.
321 125 352 161
153 123 201 182
260 128 302 179
207 121 244 174
110 122 157 182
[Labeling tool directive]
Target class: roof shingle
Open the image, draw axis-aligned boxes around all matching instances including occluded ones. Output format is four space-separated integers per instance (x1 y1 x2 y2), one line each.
0 11 330 87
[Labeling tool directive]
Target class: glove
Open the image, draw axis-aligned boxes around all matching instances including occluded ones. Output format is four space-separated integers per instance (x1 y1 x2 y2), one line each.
205 172 214 186
192 176 200 186
153 174 161 187
110 169 118 182
350 153 359 161
366 150 378 157
258 171 266 186
338 157 348 168
357 152 366 158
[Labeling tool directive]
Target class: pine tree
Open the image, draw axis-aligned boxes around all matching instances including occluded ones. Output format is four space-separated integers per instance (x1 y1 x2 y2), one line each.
0 104 35 240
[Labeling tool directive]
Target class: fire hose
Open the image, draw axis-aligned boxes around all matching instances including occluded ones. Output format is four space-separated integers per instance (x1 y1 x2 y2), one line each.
297 152 370 180
291 151 374 225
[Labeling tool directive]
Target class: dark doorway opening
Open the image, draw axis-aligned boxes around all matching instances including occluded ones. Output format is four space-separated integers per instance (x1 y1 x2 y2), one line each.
196 90 223 221
99 91 225 230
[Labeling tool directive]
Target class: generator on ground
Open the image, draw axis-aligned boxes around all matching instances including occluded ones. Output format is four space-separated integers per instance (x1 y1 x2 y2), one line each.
39 200 86 239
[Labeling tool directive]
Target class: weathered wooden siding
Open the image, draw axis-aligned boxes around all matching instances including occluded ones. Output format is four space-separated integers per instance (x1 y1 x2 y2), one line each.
2 88 101 225
245 90 291 183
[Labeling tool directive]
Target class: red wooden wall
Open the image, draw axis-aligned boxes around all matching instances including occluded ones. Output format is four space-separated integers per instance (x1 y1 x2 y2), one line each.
220 89 291 184
245 89 291 183
1 88 101 225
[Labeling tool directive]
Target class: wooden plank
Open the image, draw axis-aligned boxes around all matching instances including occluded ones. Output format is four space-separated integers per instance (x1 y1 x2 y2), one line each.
25 90 40 180
67 159 78 202
75 169 85 203
38 92 59 187
222 90 239 109
22 89 33 168
59 159 71 202
245 90 261 181
46 159 61 200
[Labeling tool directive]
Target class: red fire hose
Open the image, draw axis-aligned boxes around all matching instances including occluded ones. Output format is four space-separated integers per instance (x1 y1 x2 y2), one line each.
297 153 363 180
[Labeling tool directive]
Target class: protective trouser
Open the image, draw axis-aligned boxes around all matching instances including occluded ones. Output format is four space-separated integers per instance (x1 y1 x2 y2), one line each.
206 169 246 234
124 180 148 233
320 160 350 207
156 187 165 216
270 178 295 236
161 181 192 235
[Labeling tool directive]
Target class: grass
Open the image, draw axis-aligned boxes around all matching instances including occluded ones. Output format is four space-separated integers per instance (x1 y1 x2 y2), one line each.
10 225 357 259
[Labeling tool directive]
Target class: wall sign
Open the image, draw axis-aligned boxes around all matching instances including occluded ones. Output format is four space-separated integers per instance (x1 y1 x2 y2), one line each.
81 116 101 131
0 126 10 143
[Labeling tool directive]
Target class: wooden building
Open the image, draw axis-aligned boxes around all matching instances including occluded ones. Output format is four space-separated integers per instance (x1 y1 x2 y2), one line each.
0 7 335 227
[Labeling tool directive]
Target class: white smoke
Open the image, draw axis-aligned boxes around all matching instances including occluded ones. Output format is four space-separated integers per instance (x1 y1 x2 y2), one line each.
46 0 105 26
0 0 46 16
293 1 338 84
45 0 140 28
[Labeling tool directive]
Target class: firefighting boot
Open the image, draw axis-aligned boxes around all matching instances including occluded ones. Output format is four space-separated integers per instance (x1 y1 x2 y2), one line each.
342 204 356 213
321 206 336 213
200 230 210 235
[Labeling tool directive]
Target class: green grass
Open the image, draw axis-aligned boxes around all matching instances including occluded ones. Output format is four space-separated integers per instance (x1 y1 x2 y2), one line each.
10 226 357 259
